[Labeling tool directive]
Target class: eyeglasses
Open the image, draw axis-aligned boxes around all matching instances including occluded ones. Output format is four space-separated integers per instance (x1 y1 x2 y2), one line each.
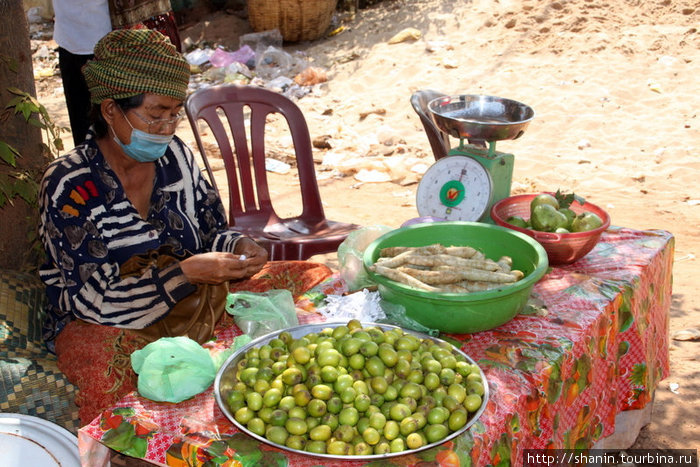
129 110 185 134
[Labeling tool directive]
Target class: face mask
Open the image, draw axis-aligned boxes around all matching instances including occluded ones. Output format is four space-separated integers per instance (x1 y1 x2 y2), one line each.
113 109 173 163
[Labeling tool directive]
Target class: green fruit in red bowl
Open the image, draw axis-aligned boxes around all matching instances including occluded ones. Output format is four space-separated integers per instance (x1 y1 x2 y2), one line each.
571 212 603 232
491 193 611 265
530 193 559 212
531 204 568 232
506 215 529 229
558 208 576 229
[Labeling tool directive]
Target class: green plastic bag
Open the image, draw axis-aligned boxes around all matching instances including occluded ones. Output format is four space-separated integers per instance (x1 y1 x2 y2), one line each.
131 336 217 403
226 289 299 339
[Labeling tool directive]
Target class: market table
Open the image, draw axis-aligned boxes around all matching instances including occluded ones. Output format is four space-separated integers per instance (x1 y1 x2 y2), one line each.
77 227 673 467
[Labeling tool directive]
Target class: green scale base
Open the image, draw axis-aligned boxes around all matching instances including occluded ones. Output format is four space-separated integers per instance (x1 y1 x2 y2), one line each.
447 143 514 223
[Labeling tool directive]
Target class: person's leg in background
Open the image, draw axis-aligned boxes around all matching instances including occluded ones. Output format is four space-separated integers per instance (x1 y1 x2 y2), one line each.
57 47 93 147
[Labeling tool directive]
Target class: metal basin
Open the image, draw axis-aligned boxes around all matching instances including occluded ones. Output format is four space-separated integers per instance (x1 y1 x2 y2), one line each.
214 322 489 461
428 94 534 142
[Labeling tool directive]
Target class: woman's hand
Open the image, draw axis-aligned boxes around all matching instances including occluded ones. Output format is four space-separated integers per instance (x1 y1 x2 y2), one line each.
234 236 268 275
179 238 268 284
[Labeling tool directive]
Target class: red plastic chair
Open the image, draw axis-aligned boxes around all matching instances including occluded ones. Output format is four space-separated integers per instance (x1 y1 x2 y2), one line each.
185 84 360 260
410 89 450 160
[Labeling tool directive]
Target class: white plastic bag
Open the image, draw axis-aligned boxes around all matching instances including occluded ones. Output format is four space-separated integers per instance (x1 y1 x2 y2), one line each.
337 225 393 291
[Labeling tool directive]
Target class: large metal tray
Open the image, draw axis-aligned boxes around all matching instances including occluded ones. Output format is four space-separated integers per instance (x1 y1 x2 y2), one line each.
214 322 489 461
428 94 534 142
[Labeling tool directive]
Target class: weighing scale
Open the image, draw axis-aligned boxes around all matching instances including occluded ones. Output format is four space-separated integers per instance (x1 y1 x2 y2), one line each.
414 94 534 223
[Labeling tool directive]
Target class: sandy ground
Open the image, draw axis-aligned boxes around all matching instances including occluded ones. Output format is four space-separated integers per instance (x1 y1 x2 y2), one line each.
34 0 698 452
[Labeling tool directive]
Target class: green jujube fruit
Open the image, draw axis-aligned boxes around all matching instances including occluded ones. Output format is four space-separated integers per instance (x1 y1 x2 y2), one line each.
558 207 576 229
530 193 559 211
226 321 487 457
506 215 529 228
309 424 331 441
571 211 603 232
531 204 569 232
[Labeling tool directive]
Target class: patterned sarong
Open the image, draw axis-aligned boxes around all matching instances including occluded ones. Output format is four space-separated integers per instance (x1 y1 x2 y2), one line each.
55 261 333 425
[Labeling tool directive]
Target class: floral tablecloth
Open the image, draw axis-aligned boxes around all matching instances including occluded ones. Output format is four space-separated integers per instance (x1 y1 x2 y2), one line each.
78 227 673 467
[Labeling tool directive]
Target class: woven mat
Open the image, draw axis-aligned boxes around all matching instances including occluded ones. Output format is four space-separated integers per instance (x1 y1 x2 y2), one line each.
0 270 80 434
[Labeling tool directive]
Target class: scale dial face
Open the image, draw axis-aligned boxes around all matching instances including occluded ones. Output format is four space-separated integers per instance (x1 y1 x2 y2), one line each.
416 155 493 221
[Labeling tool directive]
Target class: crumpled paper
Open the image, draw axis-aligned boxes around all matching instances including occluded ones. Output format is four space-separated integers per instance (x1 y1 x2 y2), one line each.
131 336 217 403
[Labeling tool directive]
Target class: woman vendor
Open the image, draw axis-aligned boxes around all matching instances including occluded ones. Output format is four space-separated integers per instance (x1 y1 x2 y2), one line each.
37 29 270 424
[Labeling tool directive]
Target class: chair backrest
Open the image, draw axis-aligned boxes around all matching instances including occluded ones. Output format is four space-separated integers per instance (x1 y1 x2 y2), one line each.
410 89 451 160
185 84 326 229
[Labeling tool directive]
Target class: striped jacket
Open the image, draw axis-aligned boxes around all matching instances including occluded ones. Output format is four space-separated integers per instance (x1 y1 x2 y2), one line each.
38 132 241 347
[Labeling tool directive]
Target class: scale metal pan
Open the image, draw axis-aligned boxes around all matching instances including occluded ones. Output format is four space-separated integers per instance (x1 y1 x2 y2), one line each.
428 94 534 142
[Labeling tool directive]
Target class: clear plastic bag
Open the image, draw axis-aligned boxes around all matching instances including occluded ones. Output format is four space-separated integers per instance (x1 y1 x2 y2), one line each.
317 289 387 322
255 46 294 80
225 290 299 339
239 29 283 55
317 289 439 336
337 225 393 291
378 299 439 337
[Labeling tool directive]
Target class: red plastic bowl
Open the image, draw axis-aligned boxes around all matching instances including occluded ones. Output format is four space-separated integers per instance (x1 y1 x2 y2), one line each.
490 193 610 265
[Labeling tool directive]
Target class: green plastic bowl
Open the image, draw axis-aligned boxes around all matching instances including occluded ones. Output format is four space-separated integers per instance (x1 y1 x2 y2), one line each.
363 222 548 333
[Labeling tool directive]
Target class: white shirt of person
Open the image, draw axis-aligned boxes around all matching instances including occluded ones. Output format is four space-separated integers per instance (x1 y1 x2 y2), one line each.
52 0 112 55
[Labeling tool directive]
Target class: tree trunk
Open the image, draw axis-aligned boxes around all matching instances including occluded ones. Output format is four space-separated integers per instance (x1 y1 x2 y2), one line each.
0 1 46 270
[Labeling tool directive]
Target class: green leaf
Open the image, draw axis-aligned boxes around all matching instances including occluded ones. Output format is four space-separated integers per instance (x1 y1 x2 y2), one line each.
225 432 260 455
204 440 229 458
619 311 634 333
21 105 33 121
5 95 23 108
102 423 137 451
259 451 288 467
547 377 563 404
53 137 64 152
630 363 647 387
233 449 263 467
554 189 582 209
120 436 148 459
0 178 14 207
617 341 630 358
0 141 19 166
28 117 46 129
12 179 35 203
17 98 38 113
112 407 136 417
27 95 41 108
6 87 25 96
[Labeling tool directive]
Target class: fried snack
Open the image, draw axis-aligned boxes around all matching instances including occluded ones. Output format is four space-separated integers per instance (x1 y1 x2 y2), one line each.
497 256 512 272
379 244 446 257
370 264 440 292
399 266 518 284
371 243 525 294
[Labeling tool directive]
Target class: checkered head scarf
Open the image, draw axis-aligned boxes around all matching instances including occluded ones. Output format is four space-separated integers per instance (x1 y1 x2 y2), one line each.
82 28 190 104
